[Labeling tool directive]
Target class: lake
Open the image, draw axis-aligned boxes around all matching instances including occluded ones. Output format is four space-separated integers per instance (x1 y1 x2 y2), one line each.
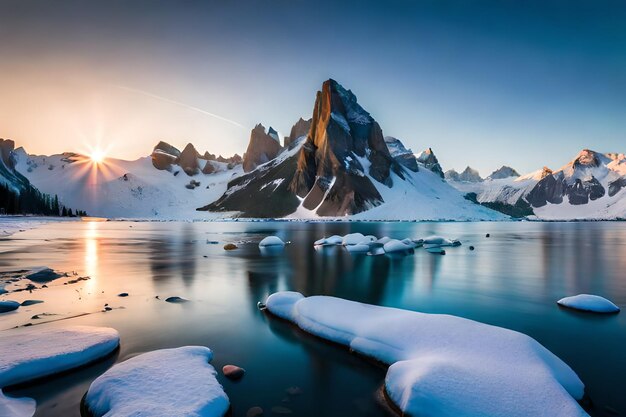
1 220 625 417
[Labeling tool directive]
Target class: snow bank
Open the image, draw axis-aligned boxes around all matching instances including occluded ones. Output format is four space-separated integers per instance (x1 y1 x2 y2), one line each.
258 236 286 247
84 346 229 417
0 390 35 417
0 326 120 387
314 235 344 246
557 294 620 314
382 239 414 254
265 292 588 417
423 235 460 248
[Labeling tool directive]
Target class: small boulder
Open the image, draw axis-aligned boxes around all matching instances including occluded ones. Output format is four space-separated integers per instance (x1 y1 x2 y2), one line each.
222 364 246 380
20 300 44 306
0 300 20 313
165 296 189 303
246 407 264 417
118 292 129 297
224 243 238 251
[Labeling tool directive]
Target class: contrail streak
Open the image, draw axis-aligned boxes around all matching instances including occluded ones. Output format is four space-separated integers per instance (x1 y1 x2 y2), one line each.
115 85 246 129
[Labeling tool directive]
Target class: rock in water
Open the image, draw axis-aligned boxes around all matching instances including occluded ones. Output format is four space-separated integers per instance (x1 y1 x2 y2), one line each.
0 300 20 313
165 296 189 303
557 294 620 314
246 406 264 417
20 300 44 306
25 267 62 283
224 243 238 251
222 364 246 380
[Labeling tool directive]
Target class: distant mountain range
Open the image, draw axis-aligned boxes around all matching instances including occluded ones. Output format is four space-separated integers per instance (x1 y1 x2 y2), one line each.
1 79 624 221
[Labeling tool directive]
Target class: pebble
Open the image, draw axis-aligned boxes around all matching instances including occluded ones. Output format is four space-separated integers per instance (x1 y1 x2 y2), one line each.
222 364 246 380
165 296 189 303
118 292 129 297
246 407 264 417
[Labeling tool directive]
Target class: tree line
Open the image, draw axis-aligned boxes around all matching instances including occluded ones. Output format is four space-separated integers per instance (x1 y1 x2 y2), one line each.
0 182 87 216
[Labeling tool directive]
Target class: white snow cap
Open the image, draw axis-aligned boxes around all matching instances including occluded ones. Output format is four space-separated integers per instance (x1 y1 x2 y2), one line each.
0 325 120 388
85 346 229 417
557 294 620 314
258 236 286 247
264 292 588 417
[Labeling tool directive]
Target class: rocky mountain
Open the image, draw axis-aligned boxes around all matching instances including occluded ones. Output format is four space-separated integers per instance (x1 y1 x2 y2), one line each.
384 137 419 172
284 118 311 148
201 79 505 220
242 124 283 172
416 148 444 178
151 141 241 176
445 166 483 182
449 149 626 220
487 166 520 180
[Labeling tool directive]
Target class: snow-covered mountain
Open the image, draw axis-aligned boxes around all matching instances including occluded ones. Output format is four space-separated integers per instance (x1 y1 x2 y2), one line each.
445 166 483 182
448 149 626 220
14 145 242 219
201 79 505 220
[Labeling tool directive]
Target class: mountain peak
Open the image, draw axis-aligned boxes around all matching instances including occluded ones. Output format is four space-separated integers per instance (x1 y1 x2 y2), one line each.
242 123 283 172
487 166 520 180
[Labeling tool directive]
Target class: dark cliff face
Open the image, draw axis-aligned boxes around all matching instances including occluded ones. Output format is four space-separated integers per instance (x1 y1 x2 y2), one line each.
202 79 408 217
288 79 401 215
242 124 283 172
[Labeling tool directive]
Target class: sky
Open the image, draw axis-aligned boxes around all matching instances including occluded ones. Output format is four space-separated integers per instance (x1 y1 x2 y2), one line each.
0 0 625 176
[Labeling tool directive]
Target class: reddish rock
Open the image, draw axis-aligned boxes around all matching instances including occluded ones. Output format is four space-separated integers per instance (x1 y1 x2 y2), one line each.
222 364 245 380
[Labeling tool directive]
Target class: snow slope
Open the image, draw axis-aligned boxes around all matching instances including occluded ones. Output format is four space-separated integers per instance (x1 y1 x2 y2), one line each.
265 292 588 417
350 158 508 221
14 149 241 219
85 346 229 417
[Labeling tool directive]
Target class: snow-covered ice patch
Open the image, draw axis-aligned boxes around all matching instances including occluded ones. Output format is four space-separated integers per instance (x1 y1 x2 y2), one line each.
258 236 286 247
84 346 229 417
423 235 461 248
264 292 588 417
557 294 620 314
314 235 343 246
383 239 414 254
0 325 120 387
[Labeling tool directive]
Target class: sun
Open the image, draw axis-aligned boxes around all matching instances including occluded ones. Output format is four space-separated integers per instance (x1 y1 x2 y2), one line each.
90 148 106 164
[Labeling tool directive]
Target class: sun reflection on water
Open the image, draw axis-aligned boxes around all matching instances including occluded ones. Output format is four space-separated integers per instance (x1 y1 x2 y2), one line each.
84 221 99 292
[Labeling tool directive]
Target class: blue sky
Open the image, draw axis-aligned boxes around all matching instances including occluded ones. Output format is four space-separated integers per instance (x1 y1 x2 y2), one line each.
0 0 624 175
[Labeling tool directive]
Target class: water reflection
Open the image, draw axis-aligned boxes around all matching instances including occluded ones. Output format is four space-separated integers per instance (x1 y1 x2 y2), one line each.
2 221 624 417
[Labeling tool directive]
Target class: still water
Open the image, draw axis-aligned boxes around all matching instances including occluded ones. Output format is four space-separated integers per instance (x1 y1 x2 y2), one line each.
1 220 625 417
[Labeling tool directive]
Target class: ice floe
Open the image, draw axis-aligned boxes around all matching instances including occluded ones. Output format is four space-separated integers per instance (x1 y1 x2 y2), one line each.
84 346 230 417
314 235 343 246
557 294 620 314
0 325 120 387
0 325 120 416
423 235 461 248
258 236 286 247
265 292 588 417
382 239 414 254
